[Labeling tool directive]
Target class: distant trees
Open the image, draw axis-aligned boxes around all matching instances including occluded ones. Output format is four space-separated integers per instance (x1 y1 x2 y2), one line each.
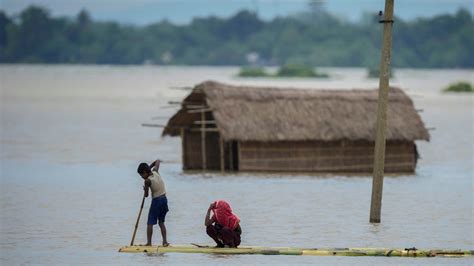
0 5 473 68
0 11 11 48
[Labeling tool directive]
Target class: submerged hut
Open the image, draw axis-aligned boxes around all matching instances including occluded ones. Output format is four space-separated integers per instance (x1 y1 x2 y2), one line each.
163 81 429 173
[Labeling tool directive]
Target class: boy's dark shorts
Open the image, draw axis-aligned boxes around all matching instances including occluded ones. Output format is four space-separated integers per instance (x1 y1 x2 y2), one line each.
147 195 168 225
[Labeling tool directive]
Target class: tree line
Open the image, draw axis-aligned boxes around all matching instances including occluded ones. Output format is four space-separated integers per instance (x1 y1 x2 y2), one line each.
0 5 473 68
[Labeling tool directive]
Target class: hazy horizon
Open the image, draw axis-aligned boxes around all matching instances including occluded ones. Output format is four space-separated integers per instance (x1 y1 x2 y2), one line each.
2 0 473 25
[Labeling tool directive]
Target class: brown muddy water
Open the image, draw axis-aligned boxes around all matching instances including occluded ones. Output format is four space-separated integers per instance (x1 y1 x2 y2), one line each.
1 65 473 265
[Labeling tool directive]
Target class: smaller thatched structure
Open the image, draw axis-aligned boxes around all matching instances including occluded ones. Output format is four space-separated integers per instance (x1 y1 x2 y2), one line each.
163 81 430 173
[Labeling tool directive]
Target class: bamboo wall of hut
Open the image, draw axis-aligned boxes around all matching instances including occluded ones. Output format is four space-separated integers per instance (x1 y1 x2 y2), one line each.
238 140 416 173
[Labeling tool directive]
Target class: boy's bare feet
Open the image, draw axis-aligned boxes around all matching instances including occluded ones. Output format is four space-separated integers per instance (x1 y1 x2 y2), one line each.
162 242 170 247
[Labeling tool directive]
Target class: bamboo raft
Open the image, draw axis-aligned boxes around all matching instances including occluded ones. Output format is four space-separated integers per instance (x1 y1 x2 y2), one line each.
119 244 473 257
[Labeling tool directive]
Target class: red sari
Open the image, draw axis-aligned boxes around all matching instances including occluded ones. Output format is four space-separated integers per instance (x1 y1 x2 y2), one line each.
212 200 240 229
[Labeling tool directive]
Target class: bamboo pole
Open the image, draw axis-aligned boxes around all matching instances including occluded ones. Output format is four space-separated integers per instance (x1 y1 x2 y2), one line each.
220 137 225 173
185 105 207 109
194 121 216 124
130 196 145 246
188 108 212 114
370 0 395 224
201 110 207 170
237 142 241 171
120 245 474 257
181 127 186 170
141 124 182 129
141 123 166 128
229 142 234 171
190 128 219 132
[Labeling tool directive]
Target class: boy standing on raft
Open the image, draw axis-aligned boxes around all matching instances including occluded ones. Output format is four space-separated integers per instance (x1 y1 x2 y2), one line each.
137 160 169 247
205 200 241 248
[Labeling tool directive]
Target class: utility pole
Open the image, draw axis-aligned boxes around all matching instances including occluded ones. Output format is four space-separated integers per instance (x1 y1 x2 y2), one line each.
369 0 395 224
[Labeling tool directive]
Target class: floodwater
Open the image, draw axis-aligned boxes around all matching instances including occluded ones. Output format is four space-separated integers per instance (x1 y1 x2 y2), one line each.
1 65 473 265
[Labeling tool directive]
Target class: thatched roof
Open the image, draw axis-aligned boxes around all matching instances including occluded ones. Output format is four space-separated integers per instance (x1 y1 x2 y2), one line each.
163 81 430 142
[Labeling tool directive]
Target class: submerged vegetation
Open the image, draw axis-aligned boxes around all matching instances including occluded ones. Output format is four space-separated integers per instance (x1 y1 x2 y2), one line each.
0 6 473 68
276 64 329 78
238 65 329 78
238 67 270 77
443 82 474 92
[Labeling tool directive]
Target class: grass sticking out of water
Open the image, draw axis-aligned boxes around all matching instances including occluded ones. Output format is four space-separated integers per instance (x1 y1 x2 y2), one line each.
443 81 474 92
237 64 329 78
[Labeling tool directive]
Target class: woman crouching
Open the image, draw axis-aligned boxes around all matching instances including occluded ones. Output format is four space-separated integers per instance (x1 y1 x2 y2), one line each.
204 200 241 248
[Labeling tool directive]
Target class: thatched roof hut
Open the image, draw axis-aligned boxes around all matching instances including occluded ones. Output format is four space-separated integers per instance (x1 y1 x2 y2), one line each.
163 81 429 173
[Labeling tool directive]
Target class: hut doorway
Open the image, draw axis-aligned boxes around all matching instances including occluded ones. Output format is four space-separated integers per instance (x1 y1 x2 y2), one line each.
227 141 239 171
203 132 221 170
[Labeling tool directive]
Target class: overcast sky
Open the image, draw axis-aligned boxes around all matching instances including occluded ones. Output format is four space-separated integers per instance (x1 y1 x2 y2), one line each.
2 0 473 25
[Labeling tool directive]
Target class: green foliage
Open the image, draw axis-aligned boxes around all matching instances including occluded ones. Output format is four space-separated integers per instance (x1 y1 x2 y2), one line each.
238 67 269 77
0 6 473 68
276 64 329 78
443 82 474 92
